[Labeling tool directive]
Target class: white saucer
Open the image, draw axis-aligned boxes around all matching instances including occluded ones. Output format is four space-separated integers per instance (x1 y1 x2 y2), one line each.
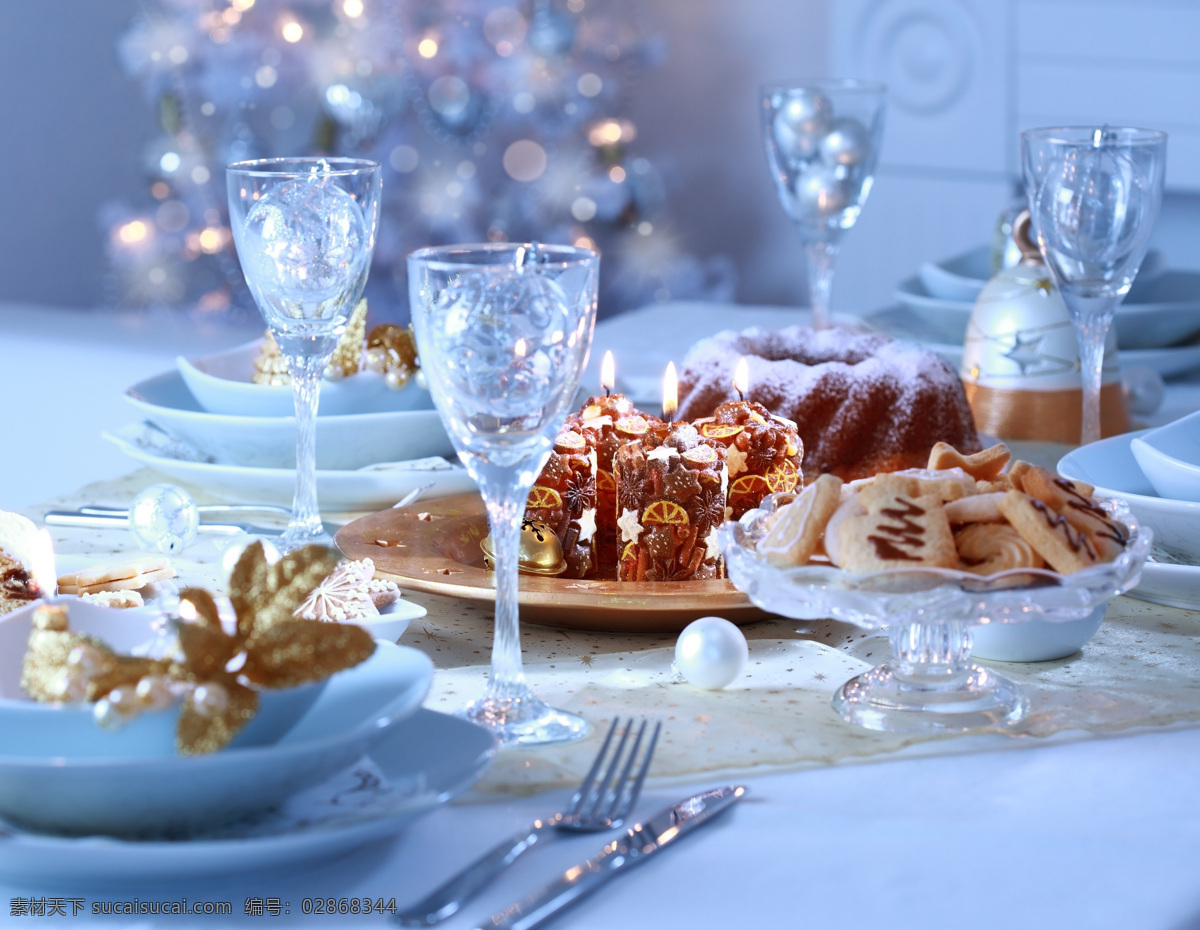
0 709 496 886
127 369 453 469
863 306 1200 381
1058 431 1200 610
895 269 1200 351
103 423 477 510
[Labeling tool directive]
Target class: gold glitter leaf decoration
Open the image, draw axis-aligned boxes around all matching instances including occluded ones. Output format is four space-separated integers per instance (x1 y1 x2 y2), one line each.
179 587 223 634
242 618 376 689
21 606 112 702
174 616 238 682
88 655 169 702
177 677 259 756
229 543 341 639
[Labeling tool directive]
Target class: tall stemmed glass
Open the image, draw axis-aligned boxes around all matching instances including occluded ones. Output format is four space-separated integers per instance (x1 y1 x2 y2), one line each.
408 243 598 746
761 79 886 329
227 157 382 550
1022 127 1167 446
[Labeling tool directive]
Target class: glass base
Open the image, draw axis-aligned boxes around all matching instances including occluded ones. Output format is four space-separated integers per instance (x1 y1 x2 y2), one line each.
278 523 335 553
832 661 1028 734
461 692 589 747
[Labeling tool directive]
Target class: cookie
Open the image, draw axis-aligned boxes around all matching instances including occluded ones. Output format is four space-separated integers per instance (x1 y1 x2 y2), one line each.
855 468 977 505
944 492 1007 524
955 522 1044 575
759 474 844 567
837 491 957 573
1016 465 1125 558
997 490 1103 574
927 441 1012 480
80 590 146 609
57 557 176 596
822 492 866 568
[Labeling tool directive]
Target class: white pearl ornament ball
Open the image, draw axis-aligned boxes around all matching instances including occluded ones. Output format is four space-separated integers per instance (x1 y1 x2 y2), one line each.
128 483 200 554
675 616 749 690
819 117 872 167
772 89 832 161
794 164 852 215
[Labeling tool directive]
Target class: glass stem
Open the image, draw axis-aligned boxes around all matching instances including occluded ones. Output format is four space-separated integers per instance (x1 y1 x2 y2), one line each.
889 617 972 681
1069 309 1115 447
482 469 531 705
284 351 328 539
804 240 839 330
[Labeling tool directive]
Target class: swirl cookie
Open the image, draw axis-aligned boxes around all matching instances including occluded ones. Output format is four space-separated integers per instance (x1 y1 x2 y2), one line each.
955 523 1043 575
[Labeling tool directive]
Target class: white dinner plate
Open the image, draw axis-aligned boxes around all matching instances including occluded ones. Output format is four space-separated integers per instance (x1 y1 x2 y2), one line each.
1057 430 1200 610
179 340 435 417
863 306 1200 381
895 269 1200 351
127 369 454 469
0 709 496 886
103 423 477 510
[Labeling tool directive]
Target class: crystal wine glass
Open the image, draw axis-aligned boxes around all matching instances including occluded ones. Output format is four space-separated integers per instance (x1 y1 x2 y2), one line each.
1021 127 1167 446
408 243 598 746
761 79 886 329
226 157 382 550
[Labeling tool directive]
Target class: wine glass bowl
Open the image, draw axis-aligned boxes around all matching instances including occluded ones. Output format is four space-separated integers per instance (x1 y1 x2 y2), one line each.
408 243 599 746
226 157 382 550
761 79 886 328
1021 127 1167 445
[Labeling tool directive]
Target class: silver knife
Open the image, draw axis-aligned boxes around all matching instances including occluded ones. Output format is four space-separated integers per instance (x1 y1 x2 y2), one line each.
471 785 745 930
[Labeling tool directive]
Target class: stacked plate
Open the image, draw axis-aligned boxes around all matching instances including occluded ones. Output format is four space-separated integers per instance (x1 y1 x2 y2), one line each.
112 339 477 510
0 599 496 882
871 246 1200 380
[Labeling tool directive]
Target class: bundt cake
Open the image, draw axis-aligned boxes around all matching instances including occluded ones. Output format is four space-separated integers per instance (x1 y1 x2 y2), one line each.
676 326 980 481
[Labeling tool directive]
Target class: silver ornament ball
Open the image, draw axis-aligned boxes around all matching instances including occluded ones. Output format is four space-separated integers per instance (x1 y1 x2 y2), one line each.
674 616 749 690
772 89 832 161
820 117 872 167
128 483 200 554
794 164 852 216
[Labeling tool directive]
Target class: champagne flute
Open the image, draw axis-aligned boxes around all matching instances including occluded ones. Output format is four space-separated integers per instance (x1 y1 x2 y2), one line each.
761 79 886 329
1021 127 1167 446
408 243 598 746
226 157 382 550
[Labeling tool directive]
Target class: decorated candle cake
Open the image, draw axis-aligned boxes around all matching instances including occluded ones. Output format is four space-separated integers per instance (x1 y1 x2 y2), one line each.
524 425 599 578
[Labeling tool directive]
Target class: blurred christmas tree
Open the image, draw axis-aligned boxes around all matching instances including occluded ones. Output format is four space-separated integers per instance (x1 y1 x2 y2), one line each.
105 0 735 321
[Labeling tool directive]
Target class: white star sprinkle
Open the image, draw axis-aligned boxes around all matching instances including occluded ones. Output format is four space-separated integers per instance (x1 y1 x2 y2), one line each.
617 507 644 544
704 528 722 561
576 507 597 543
646 444 680 463
725 445 748 477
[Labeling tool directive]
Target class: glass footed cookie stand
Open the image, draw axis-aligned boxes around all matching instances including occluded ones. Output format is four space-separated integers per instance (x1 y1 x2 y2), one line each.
722 496 1151 733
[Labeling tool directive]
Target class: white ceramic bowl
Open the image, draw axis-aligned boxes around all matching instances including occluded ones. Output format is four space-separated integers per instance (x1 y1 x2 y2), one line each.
0 602 433 836
971 603 1106 663
1058 429 1200 561
0 600 327 759
1129 410 1200 503
357 596 425 643
917 245 991 302
126 369 453 468
179 339 434 417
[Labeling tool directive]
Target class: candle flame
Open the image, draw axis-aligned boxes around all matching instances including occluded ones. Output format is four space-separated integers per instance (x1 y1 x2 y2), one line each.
600 350 616 393
514 337 527 358
178 598 199 622
663 361 678 422
733 357 750 399
30 529 57 599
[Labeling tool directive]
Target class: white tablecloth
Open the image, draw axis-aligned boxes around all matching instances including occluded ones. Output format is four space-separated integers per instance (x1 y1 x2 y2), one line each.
3 300 1200 929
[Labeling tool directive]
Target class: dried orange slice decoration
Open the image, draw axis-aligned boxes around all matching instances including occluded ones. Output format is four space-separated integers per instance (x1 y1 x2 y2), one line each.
642 499 689 526
682 444 718 466
729 474 770 500
620 541 637 563
764 459 800 493
615 415 649 436
700 422 744 440
527 485 563 509
596 469 616 492
555 430 586 452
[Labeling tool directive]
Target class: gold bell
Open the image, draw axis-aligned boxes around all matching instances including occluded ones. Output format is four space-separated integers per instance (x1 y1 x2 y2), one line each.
480 520 568 576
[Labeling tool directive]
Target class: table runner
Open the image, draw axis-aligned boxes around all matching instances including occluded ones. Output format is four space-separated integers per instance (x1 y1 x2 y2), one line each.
26 468 1200 796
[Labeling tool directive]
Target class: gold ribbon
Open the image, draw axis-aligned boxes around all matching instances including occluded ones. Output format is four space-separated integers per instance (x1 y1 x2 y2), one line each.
963 382 1129 443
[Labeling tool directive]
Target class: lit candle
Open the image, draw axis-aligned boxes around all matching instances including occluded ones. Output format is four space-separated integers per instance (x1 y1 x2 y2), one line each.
601 350 616 396
698 359 804 519
613 362 727 582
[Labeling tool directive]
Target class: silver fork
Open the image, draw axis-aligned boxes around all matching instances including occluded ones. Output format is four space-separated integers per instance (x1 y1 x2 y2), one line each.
394 717 660 928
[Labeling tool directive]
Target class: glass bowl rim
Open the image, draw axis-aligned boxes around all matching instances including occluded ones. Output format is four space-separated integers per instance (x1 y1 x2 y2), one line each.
1020 126 1167 147
226 156 381 178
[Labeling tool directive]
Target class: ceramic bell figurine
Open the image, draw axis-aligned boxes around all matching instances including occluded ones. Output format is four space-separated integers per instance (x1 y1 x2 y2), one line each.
960 209 1129 442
